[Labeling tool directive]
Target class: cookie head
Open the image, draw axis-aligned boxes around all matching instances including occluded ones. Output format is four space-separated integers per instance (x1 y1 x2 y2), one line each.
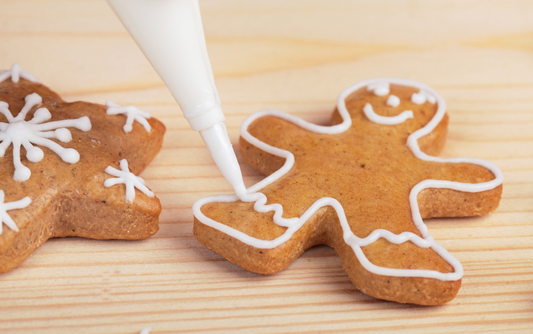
333 80 447 156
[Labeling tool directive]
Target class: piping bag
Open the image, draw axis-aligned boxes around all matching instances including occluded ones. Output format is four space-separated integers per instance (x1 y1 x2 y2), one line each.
106 0 247 198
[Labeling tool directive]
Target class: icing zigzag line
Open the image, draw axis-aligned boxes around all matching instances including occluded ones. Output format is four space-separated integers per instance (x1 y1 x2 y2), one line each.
195 192 463 280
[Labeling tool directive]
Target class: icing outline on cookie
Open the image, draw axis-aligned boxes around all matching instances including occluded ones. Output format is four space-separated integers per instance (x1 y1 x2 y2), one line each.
367 82 390 96
193 78 503 281
0 93 92 181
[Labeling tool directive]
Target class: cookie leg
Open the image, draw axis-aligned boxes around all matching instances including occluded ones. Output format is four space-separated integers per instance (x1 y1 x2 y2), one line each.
195 197 461 305
339 237 462 305
194 199 332 274
320 210 462 305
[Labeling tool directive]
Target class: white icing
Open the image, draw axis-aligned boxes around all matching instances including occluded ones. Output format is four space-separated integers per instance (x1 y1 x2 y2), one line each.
386 94 400 107
0 93 92 181
367 82 390 96
139 328 151 334
363 103 413 125
411 93 426 104
104 159 154 203
193 78 503 281
0 63 39 84
0 190 31 234
106 100 151 133
412 90 436 105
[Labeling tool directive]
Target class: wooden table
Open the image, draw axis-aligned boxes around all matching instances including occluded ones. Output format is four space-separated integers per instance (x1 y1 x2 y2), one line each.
1 1 532 333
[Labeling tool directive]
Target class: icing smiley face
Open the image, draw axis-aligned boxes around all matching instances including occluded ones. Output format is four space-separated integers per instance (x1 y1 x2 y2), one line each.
193 78 503 305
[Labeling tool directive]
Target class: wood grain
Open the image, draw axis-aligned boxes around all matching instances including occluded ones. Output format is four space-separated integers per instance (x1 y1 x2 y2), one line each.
0 0 532 333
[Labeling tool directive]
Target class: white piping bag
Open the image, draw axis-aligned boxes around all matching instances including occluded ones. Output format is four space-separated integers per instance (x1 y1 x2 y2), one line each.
106 0 247 197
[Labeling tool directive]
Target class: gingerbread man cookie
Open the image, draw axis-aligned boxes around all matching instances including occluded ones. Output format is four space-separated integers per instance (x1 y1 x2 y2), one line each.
193 78 503 305
0 65 165 273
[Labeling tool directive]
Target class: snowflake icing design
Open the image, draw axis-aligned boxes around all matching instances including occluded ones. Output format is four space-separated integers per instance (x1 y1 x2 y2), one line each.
0 63 39 84
106 101 151 133
104 159 154 203
0 190 31 234
0 93 92 181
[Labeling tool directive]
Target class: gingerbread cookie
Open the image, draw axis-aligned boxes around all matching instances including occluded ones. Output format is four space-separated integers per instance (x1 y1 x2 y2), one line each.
193 78 503 305
0 64 165 273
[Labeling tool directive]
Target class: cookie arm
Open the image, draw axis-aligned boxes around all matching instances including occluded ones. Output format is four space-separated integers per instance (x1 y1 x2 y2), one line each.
239 113 322 176
417 160 503 219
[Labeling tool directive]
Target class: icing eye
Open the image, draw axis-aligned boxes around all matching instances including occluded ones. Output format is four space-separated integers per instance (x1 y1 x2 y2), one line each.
374 86 389 96
60 148 80 163
26 147 44 162
411 92 426 105
55 128 72 142
367 83 390 96
426 94 436 104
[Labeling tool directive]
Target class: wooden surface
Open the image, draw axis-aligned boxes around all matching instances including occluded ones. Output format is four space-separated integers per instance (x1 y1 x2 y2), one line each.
1 0 532 333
